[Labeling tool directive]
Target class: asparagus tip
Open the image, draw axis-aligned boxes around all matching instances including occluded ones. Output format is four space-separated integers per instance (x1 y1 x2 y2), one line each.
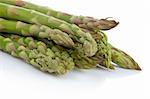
100 17 119 30
135 65 142 71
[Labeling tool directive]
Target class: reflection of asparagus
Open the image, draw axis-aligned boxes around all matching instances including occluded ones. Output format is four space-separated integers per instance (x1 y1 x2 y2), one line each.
110 45 141 70
0 0 118 31
0 18 74 48
0 3 97 57
0 34 75 74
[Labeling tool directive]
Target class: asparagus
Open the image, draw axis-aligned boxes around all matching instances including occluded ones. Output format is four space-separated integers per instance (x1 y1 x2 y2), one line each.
110 45 141 70
0 35 75 74
41 28 113 69
81 28 114 69
42 36 113 70
41 39 101 69
2 33 140 70
0 1 141 71
2 33 100 69
42 39 101 69
1 33 75 71
0 0 118 31
68 44 103 69
88 29 141 70
0 18 74 48
0 3 98 57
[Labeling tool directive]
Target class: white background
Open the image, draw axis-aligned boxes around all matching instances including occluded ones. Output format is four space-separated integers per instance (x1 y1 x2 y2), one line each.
0 0 149 99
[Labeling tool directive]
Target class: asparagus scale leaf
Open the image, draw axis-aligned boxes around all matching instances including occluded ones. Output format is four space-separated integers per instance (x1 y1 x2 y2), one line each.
0 2 98 57
0 0 119 31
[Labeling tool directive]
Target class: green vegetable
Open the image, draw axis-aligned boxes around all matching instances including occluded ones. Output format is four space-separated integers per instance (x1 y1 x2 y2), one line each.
0 34 75 74
0 0 118 31
110 45 141 70
0 0 141 71
0 3 98 57
34 38 100 69
0 18 74 48
89 29 140 70
86 29 114 69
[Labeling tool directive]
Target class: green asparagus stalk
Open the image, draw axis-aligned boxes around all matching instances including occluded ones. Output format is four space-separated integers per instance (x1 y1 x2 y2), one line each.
1 33 75 71
0 18 100 68
0 0 118 31
41 39 101 69
68 44 102 69
2 33 100 69
0 18 74 48
0 34 75 74
80 27 110 68
88 29 141 70
0 3 98 57
41 28 113 69
95 33 114 69
42 37 112 69
81 28 114 69
110 44 141 70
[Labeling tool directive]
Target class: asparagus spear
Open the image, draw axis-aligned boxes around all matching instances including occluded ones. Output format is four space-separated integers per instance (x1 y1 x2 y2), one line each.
1 33 75 71
41 28 112 69
0 3 97 57
88 29 141 70
0 18 74 48
110 45 141 70
95 33 114 69
81 28 114 69
69 44 103 69
0 0 118 31
0 35 75 74
83 28 141 70
2 33 100 69
0 18 100 68
40 38 101 69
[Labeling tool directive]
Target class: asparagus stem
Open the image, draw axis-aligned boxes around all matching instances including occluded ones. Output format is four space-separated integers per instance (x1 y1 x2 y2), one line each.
41 39 101 69
0 0 118 31
68 44 102 69
85 29 114 69
0 34 75 74
88 29 141 70
2 33 100 69
1 33 75 71
41 28 113 69
0 0 141 71
0 3 98 56
0 18 74 48
110 44 141 70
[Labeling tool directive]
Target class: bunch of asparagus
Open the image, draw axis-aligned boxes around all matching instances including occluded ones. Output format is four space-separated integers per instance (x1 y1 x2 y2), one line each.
0 0 141 75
